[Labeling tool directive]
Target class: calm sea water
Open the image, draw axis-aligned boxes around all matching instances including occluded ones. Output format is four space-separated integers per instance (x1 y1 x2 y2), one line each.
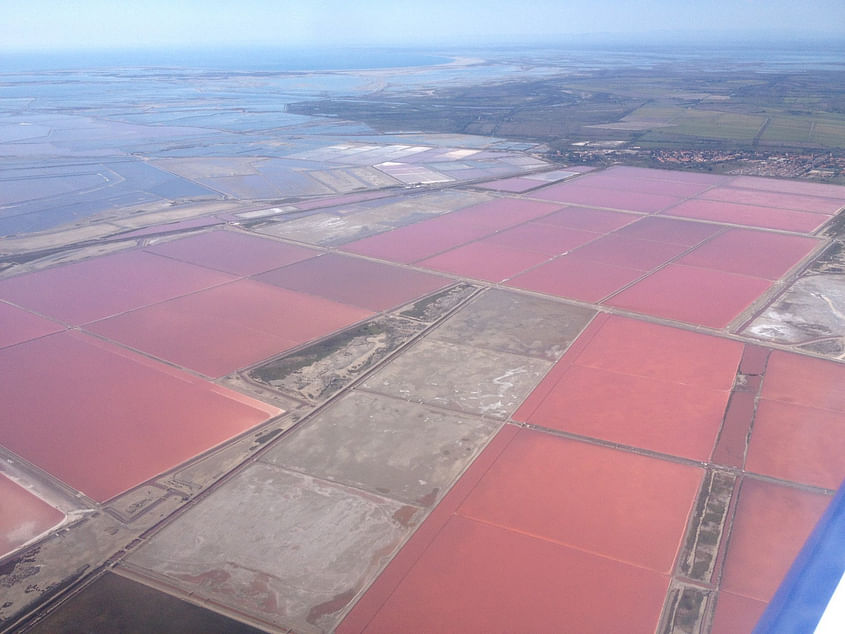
3 41 843 74
0 48 451 73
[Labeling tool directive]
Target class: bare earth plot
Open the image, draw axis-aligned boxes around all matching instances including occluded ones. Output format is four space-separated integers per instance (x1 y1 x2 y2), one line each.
3 165 845 634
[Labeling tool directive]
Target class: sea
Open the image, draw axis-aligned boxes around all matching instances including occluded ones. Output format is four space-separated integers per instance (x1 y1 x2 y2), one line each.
0 48 452 73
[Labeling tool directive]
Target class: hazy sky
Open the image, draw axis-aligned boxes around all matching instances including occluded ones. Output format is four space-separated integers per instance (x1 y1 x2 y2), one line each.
2 0 845 50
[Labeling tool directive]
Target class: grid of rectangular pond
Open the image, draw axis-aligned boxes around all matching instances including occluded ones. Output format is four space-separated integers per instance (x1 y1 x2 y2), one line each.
340 427 701 633
341 198 564 263
341 307 842 632
5 164 844 632
123 289 595 631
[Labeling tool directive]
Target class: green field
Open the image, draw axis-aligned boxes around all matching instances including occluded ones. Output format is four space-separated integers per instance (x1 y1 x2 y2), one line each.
290 64 845 155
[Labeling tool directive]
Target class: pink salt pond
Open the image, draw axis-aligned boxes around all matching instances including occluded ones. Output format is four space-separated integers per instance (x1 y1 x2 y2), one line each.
568 234 687 271
0 332 281 502
663 199 829 233
679 229 820 280
613 216 723 246
482 222 600 256
534 206 639 232
0 301 64 349
606 264 772 328
343 221 487 264
419 241 548 282
0 474 64 557
569 172 712 197
255 253 450 311
146 230 318 276
698 186 844 214
87 280 373 378
0 250 234 325
533 182 681 212
507 254 644 303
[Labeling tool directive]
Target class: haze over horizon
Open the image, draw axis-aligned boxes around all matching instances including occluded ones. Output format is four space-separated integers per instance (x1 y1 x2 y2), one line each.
2 0 845 52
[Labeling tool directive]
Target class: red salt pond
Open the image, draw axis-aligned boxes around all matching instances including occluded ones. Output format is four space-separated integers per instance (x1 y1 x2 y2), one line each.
343 201 612 267
387 198 562 249
147 230 318 276
680 229 820 280
0 250 235 325
662 199 830 233
565 316 743 390
533 182 680 212
446 198 563 229
340 428 698 633
342 221 488 264
745 400 845 490
614 216 723 246
728 175 845 199
743 351 845 490
739 344 771 375
458 431 702 571
254 253 450 311
352 515 669 633
603 165 729 185
605 264 772 328
520 364 729 460
761 350 845 412
507 254 644 303
720 479 830 602
698 186 844 214
0 301 63 348
533 205 640 232
568 234 687 271
710 591 768 634
713 391 757 468
0 474 64 557
0 332 280 502
482 222 600 256
711 346 768 468
514 316 741 460
418 241 548 282
87 280 372 378
569 172 713 197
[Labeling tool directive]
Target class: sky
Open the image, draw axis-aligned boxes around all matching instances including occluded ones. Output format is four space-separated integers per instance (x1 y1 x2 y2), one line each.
2 0 845 51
